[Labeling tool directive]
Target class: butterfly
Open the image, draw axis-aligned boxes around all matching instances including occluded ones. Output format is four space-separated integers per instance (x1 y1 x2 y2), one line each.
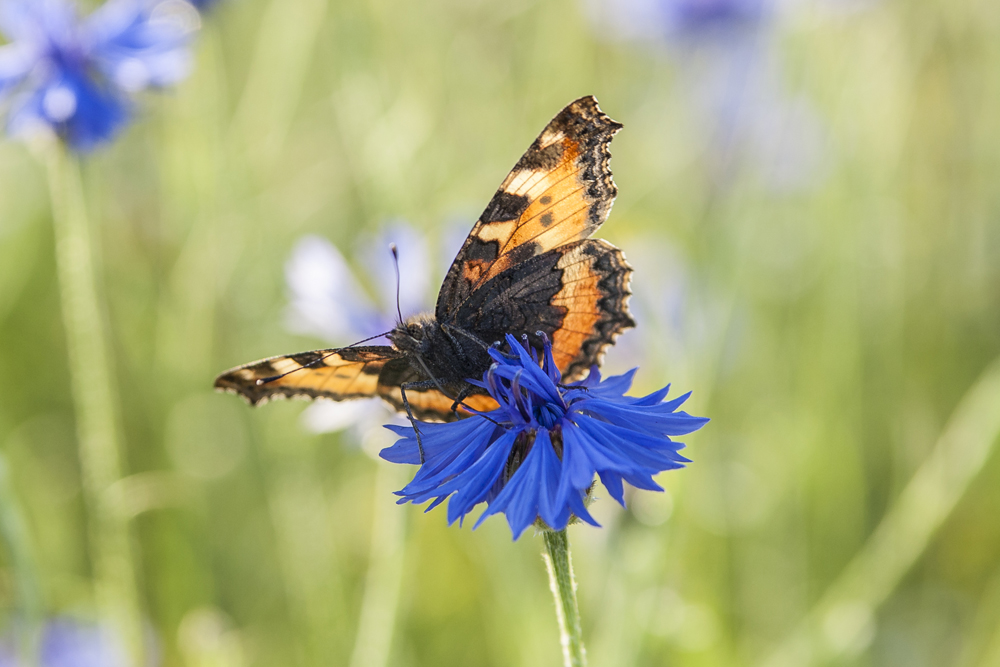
215 95 635 430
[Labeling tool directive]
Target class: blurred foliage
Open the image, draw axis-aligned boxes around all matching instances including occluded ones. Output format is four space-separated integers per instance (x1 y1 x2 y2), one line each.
2 0 1000 665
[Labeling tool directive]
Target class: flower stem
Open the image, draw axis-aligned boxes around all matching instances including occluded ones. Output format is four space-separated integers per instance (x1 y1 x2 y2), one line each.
0 450 42 662
348 459 409 667
543 528 587 667
46 148 143 663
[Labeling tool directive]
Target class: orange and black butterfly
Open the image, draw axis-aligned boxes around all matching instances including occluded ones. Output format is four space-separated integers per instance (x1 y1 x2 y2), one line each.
215 96 635 424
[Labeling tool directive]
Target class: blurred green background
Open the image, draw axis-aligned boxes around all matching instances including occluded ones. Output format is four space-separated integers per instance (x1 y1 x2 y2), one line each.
3 0 1000 665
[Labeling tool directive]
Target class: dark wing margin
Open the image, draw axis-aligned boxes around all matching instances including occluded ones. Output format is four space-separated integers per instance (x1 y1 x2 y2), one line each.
452 239 634 382
436 96 623 322
214 346 400 406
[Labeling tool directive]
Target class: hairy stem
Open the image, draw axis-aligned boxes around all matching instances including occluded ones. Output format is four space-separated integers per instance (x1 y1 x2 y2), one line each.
543 528 586 667
47 148 143 663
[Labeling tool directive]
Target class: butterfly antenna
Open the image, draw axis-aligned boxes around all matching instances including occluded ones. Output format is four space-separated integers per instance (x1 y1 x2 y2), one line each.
254 330 393 386
390 243 404 324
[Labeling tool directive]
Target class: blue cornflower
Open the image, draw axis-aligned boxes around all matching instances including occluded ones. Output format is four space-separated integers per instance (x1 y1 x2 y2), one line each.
0 0 196 152
380 334 708 539
584 0 828 192
0 618 129 667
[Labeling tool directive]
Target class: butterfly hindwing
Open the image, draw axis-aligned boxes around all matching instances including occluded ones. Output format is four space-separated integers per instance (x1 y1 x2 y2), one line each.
452 239 634 382
214 346 400 406
436 96 623 322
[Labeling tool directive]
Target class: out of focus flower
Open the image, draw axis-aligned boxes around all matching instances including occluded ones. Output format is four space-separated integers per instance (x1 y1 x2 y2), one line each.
286 224 430 344
0 618 128 667
585 0 767 43
0 0 197 152
584 0 826 191
380 334 708 539
284 223 432 438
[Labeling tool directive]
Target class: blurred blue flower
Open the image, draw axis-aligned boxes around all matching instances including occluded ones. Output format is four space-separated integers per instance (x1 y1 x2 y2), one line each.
0 0 197 152
380 334 708 539
284 223 432 437
584 0 827 191
286 224 430 344
0 618 128 667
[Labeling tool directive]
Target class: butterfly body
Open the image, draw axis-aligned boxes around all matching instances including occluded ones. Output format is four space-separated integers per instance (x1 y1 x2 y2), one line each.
215 96 635 421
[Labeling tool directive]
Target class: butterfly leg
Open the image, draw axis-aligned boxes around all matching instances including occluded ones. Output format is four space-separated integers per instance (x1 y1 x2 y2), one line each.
449 384 475 418
400 380 440 465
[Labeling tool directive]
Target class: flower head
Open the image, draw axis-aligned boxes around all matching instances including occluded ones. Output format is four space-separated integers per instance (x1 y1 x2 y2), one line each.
380 334 708 539
0 0 197 152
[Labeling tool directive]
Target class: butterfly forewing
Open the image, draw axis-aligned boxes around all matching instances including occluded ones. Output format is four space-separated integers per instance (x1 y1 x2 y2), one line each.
214 346 400 406
435 96 623 323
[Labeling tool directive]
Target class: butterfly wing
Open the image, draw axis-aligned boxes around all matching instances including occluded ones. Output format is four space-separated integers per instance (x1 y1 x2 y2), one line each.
375 357 499 421
436 96 623 322
452 239 634 382
214 346 401 406
216 96 628 414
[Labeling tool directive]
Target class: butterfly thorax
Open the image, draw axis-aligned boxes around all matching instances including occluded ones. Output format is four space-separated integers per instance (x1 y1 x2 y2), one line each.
389 314 493 387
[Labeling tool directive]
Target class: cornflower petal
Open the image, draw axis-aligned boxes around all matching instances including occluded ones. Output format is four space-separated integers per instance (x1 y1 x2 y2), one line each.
573 397 709 436
475 429 564 538
397 423 498 500
0 42 36 95
381 417 492 467
443 430 518 525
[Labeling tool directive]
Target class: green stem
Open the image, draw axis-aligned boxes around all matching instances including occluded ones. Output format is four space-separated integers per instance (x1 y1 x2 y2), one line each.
0 450 42 663
543 528 586 667
46 148 143 663
348 460 408 667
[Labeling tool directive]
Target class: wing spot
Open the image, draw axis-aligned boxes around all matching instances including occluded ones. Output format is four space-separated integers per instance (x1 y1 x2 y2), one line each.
540 213 554 227
482 191 530 223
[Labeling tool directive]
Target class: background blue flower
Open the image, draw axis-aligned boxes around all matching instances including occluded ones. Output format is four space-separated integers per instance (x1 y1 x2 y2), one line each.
0 618 129 667
583 0 829 191
381 335 708 539
0 0 196 151
283 223 433 438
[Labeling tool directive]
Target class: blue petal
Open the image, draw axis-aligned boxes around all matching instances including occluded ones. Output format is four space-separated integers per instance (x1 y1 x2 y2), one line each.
443 430 518 524
0 42 37 96
399 424 498 500
8 69 131 151
385 418 498 489
380 417 489 466
85 0 195 89
599 472 625 505
573 397 709 436
553 428 601 527
476 429 564 538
